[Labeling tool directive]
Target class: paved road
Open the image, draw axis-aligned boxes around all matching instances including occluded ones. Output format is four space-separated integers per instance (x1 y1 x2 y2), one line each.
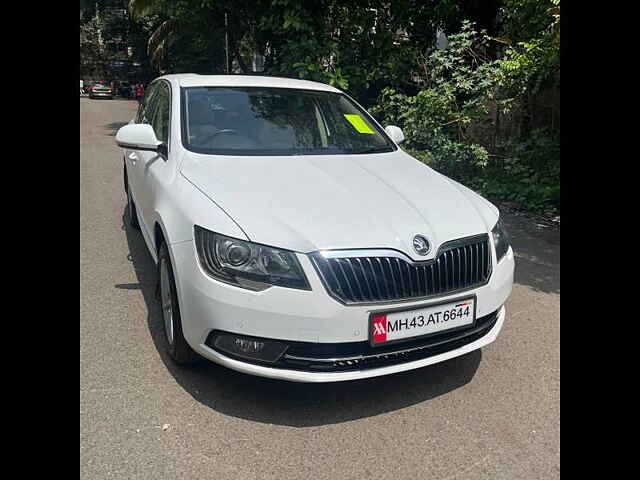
80 97 560 480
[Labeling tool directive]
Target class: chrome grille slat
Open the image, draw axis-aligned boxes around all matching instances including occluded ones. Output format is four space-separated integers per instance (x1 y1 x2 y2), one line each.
355 258 373 300
484 242 488 279
429 262 435 294
470 243 476 284
482 245 489 280
409 262 418 297
346 258 365 301
442 253 449 291
485 242 490 279
374 258 389 300
365 258 381 299
462 245 468 286
394 258 407 298
335 259 356 301
310 234 491 305
450 250 456 289
324 258 343 295
386 258 399 299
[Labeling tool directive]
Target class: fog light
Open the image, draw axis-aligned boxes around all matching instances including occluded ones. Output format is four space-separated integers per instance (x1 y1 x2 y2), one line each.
234 338 265 353
212 333 288 363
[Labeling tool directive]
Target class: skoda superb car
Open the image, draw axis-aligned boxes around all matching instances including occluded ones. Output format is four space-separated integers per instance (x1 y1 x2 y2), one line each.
116 74 514 382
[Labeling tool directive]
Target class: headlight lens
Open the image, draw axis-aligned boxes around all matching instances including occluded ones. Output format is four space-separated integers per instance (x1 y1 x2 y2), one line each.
491 217 511 263
194 226 310 290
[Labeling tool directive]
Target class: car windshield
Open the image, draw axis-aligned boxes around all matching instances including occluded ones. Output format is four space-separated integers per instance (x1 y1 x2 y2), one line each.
181 87 395 156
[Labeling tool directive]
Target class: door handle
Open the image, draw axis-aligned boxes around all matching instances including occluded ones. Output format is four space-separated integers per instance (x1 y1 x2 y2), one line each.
128 151 138 163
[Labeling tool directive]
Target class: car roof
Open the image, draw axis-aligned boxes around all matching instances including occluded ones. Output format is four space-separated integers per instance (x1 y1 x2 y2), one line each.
158 74 342 93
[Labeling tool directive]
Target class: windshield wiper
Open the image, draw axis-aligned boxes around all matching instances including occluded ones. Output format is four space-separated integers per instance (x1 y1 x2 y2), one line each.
350 146 393 154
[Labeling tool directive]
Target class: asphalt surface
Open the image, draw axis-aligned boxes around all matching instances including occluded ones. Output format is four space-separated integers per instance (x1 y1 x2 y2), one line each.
80 97 560 480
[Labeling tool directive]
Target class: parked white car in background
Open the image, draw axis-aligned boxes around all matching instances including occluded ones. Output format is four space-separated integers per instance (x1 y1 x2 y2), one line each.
116 74 514 383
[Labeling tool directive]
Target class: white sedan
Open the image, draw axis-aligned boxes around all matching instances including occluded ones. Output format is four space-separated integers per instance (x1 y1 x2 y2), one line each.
116 74 514 382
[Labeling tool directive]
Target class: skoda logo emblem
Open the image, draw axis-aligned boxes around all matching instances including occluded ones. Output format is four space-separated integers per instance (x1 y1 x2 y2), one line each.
413 235 431 256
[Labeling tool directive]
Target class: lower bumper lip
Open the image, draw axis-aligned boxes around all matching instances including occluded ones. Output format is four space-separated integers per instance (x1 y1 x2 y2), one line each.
197 306 505 382
286 310 492 363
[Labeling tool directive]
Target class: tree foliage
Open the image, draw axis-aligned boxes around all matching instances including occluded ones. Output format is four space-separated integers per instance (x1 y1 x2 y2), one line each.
371 23 498 177
81 0 155 80
371 4 560 213
86 0 560 213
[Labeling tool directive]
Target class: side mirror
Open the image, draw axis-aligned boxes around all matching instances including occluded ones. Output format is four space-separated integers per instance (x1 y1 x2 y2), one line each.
384 125 405 144
115 124 161 152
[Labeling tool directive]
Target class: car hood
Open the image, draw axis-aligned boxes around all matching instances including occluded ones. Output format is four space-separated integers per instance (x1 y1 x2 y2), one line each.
180 149 498 261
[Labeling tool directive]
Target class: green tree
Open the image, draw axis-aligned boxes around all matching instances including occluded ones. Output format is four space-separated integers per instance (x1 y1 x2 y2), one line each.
128 0 251 73
117 0 560 213
81 0 155 80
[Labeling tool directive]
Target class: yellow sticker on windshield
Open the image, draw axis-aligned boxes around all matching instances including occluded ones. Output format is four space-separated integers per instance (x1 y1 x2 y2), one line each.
344 114 375 134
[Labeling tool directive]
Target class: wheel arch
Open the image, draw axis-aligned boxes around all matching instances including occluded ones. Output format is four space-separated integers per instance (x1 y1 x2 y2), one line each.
154 221 166 254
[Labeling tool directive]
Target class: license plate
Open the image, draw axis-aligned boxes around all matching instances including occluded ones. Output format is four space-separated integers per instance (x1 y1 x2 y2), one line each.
369 296 476 346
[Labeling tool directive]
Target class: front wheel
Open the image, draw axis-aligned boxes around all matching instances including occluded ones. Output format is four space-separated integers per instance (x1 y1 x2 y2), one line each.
158 242 199 365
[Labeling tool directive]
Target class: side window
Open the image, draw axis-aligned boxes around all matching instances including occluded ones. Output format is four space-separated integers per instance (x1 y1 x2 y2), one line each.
152 83 170 144
137 84 159 125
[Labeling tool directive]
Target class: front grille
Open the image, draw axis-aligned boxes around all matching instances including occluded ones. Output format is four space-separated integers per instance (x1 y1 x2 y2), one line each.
310 234 491 305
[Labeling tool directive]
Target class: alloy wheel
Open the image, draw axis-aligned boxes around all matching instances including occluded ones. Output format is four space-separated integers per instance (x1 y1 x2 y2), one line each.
160 259 174 346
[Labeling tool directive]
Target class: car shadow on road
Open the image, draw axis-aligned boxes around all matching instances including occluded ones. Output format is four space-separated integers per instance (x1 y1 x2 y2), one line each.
103 121 130 136
121 208 482 427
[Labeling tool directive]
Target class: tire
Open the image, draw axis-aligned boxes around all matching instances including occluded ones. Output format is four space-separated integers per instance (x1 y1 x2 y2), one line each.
158 242 199 365
124 165 140 230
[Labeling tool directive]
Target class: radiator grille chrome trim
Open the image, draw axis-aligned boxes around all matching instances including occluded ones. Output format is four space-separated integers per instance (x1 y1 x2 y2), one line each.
309 234 492 305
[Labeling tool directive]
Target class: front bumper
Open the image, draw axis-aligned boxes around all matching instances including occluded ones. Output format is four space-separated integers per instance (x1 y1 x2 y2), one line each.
198 306 504 382
170 240 514 382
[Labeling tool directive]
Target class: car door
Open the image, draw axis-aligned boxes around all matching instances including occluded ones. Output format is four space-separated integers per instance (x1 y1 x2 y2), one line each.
136 80 173 252
126 82 160 247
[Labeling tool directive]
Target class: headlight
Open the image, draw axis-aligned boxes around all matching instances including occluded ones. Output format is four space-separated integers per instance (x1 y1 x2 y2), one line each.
491 217 511 263
194 226 310 291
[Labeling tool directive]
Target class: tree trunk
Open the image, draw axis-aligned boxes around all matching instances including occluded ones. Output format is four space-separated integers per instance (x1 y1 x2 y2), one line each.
493 106 500 166
230 32 248 73
520 94 531 139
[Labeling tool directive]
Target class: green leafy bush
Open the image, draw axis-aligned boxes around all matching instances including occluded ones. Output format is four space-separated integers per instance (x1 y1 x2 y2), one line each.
372 20 559 214
372 23 497 178
123 0 560 214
